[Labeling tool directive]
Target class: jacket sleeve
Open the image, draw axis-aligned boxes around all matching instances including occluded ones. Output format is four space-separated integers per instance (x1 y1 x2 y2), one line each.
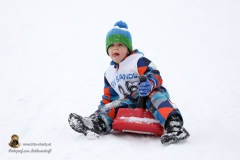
137 57 163 89
100 76 119 106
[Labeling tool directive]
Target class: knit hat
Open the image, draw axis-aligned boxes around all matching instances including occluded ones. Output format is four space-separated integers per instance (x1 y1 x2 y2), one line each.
106 21 132 55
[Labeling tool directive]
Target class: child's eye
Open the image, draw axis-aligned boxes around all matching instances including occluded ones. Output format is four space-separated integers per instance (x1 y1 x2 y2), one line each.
118 43 123 46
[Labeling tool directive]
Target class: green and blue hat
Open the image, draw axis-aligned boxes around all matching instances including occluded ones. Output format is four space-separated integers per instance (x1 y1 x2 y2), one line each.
106 21 132 55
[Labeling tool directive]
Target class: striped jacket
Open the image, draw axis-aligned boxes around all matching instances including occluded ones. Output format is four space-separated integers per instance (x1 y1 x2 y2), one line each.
100 49 163 107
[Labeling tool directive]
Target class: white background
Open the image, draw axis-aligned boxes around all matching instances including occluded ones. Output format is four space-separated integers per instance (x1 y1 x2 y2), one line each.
1 0 240 159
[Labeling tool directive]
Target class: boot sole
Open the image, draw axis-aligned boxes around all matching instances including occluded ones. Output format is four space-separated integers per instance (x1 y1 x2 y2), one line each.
161 128 190 144
68 113 100 137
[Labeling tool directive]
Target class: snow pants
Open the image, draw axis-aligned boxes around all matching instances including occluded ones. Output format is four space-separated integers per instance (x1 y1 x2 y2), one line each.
94 87 183 134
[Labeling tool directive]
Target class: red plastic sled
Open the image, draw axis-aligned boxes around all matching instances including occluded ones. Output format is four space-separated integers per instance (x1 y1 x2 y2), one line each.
112 108 164 136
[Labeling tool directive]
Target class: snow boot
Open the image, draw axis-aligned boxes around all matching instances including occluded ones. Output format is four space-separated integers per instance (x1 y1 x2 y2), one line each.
68 113 106 137
160 115 190 144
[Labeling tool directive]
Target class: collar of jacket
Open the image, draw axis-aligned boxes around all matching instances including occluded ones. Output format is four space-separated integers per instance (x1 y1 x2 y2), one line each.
110 49 140 69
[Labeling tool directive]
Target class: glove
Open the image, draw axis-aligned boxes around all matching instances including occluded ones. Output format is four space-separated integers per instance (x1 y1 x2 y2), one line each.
138 79 154 96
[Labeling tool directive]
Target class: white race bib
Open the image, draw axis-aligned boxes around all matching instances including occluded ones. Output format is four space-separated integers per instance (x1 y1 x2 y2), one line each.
105 54 143 99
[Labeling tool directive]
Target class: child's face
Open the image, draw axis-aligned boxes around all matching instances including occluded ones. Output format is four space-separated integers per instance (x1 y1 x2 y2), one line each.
108 42 129 64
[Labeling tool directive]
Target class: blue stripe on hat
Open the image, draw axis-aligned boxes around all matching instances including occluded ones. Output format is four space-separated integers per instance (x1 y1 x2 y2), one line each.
106 28 132 41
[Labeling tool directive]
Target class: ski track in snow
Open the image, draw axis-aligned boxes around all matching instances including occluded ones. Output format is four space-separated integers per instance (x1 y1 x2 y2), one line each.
1 0 240 160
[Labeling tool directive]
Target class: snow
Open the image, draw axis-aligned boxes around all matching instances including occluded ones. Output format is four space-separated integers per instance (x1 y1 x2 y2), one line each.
1 0 240 159
119 116 159 124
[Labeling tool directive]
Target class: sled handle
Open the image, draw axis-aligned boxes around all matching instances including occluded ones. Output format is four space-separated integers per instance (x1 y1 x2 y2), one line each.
137 75 148 108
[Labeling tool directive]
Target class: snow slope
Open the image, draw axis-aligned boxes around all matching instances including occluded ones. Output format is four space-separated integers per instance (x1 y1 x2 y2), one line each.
1 0 240 159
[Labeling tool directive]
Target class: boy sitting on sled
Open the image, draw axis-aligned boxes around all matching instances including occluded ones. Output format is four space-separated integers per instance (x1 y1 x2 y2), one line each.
68 21 190 144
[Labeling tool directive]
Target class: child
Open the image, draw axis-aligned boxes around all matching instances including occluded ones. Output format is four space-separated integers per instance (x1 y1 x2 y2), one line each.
68 21 190 144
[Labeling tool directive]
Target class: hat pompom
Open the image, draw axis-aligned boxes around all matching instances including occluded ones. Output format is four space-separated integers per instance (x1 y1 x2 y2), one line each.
114 21 128 29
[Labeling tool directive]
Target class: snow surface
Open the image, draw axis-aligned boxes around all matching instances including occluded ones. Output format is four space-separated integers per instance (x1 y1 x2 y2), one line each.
1 0 240 159
119 116 159 124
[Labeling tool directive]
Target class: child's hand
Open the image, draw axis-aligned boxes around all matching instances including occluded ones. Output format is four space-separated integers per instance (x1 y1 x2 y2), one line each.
138 79 154 96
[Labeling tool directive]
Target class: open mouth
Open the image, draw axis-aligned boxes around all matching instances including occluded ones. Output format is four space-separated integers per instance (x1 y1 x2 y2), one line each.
112 53 119 57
